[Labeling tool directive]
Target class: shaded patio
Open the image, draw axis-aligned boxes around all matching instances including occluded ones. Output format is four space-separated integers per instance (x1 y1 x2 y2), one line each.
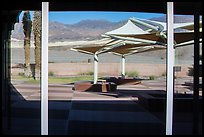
6 76 202 135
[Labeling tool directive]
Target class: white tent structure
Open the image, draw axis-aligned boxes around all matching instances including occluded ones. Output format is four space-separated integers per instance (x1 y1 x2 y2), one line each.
102 19 165 45
71 17 202 84
130 17 202 32
129 17 202 47
105 19 149 35
71 39 155 83
71 38 121 84
102 19 166 78
104 18 202 79
72 19 164 83
109 44 166 78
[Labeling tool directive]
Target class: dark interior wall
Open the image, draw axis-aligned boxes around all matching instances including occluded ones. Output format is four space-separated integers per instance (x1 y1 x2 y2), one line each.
1 10 21 134
1 1 202 14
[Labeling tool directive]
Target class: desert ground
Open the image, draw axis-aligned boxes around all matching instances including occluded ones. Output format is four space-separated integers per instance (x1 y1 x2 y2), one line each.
10 44 194 78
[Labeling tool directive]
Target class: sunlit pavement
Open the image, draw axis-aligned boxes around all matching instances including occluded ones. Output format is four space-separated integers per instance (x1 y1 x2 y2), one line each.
11 77 195 101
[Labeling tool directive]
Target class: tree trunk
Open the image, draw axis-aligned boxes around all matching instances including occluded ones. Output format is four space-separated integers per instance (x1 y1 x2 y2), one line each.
34 36 41 80
24 37 32 77
22 11 32 78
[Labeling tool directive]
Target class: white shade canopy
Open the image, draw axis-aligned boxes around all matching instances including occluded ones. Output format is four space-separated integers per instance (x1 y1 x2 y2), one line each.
105 19 149 35
71 17 202 55
72 19 167 56
131 17 202 32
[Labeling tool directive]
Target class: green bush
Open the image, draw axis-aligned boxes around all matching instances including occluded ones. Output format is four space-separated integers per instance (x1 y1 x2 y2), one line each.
48 71 55 76
79 71 94 76
162 71 166 76
126 71 139 77
48 61 55 63
149 75 155 80
86 71 94 75
18 72 25 76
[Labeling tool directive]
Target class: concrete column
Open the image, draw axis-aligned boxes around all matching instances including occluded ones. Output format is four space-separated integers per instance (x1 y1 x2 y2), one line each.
121 55 125 78
41 2 49 135
166 2 174 135
93 53 98 84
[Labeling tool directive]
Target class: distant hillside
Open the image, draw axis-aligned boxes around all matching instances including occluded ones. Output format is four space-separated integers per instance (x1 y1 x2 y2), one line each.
11 15 195 42
11 15 196 61
150 15 194 23
12 19 126 42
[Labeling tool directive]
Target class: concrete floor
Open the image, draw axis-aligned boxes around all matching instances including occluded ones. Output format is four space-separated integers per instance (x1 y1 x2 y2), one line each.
4 77 202 135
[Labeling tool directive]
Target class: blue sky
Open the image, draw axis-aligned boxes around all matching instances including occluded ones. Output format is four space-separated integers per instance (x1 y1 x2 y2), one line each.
48 11 165 24
19 11 165 24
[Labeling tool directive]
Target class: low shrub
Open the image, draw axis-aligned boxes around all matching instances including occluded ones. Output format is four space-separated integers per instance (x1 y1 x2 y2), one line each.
126 71 139 77
48 71 55 76
79 71 94 76
149 75 155 80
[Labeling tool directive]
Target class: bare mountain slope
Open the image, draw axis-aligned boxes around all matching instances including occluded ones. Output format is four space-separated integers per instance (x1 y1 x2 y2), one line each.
11 15 196 61
12 15 195 42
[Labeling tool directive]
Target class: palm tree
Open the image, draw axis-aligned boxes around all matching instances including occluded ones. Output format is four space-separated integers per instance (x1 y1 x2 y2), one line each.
22 11 32 77
33 11 42 80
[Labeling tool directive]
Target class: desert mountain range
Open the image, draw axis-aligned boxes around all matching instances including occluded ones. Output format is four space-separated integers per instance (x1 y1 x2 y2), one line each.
11 15 195 42
11 15 198 61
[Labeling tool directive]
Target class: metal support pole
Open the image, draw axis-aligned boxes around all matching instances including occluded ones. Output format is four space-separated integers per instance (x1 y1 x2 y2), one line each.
166 2 174 135
121 55 125 78
41 2 49 135
93 53 98 84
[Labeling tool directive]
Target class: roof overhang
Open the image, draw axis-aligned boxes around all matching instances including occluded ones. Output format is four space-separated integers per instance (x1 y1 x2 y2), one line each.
2 1 202 15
